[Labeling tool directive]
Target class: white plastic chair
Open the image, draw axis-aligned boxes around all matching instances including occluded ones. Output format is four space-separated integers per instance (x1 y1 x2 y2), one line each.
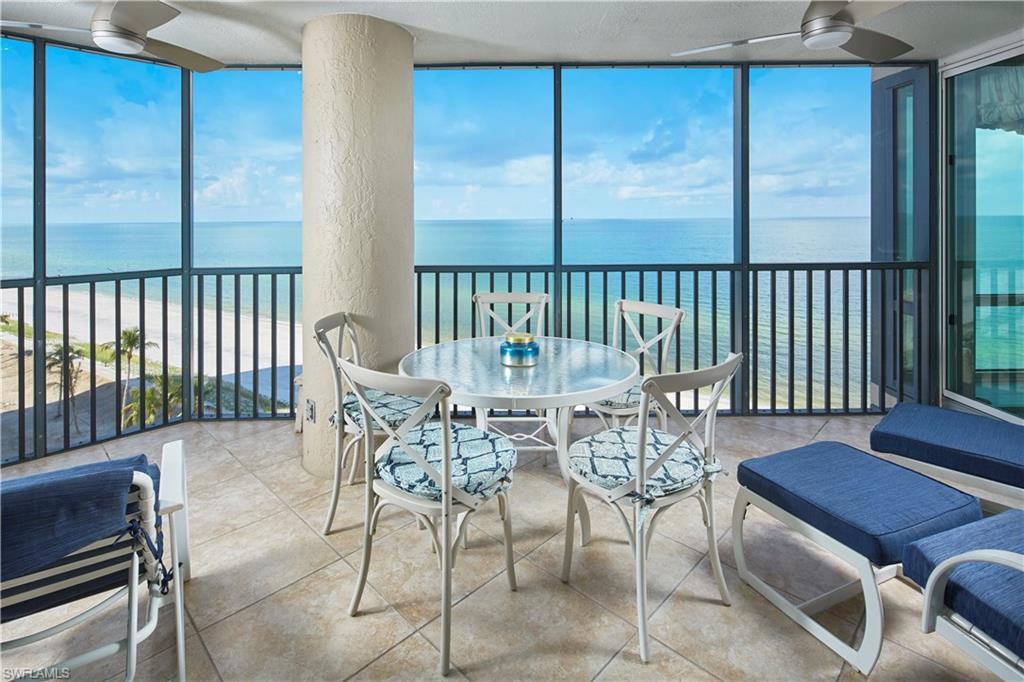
313 312 425 535
587 299 686 431
341 359 518 676
562 353 742 663
1 442 188 681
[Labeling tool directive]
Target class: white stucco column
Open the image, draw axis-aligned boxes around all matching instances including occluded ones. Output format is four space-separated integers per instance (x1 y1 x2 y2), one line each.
301 14 414 477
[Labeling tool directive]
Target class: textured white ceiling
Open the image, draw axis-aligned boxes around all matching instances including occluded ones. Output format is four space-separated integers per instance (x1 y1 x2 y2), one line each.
2 1 1022 66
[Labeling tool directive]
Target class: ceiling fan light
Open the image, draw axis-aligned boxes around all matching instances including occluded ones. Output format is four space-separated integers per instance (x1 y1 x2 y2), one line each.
802 25 854 50
91 28 146 54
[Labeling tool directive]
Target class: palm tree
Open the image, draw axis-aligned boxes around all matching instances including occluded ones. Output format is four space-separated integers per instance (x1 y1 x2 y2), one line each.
44 343 84 432
123 375 185 428
103 327 157 428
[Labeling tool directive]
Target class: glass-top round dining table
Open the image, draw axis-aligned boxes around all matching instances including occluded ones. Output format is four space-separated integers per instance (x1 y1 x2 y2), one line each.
400 336 638 542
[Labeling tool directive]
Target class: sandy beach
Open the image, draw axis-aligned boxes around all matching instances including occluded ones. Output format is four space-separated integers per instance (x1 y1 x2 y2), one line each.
0 287 304 402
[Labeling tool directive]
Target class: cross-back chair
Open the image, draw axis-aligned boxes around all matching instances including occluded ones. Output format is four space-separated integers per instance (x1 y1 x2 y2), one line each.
313 312 425 535
340 359 518 676
586 299 686 430
473 291 549 337
562 353 743 663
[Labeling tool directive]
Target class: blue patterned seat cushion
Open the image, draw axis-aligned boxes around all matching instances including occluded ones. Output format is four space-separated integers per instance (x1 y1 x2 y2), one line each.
593 379 643 410
375 423 517 501
336 390 424 431
568 426 704 497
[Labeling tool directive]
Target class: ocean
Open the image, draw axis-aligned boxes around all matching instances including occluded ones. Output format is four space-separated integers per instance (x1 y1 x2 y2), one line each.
1 216 1020 382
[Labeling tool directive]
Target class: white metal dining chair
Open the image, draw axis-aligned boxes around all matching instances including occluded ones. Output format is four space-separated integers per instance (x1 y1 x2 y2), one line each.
313 312 425 535
472 292 555 460
586 299 686 431
561 353 742 663
341 359 518 676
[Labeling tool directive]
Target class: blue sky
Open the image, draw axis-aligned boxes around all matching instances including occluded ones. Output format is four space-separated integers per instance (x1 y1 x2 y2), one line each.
2 38 1022 231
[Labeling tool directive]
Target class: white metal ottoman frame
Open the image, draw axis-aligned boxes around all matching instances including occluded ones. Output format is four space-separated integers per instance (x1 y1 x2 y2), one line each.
1 441 189 681
921 549 1024 680
732 486 898 676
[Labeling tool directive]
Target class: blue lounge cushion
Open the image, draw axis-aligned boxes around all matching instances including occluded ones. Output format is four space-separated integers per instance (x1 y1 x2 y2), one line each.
376 422 517 501
568 426 705 497
1 455 161 622
871 403 1024 488
738 441 981 566
902 510 1024 659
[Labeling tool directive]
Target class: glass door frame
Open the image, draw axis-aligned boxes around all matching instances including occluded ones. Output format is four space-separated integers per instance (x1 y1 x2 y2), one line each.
939 42 1024 425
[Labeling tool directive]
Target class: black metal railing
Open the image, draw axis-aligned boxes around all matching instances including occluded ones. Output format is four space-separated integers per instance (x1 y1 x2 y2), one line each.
1 267 302 465
414 261 932 416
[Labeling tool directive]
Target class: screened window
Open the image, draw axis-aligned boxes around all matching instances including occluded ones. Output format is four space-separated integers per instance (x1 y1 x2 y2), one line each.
749 67 872 263
2 38 34 279
414 68 554 266
193 70 302 267
45 46 181 276
562 67 734 265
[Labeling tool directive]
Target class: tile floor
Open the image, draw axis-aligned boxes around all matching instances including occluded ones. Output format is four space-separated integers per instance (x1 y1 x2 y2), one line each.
0 415 998 681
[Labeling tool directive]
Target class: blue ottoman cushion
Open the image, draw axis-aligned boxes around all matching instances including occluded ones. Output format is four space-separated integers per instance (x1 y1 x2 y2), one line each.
903 510 1024 659
871 403 1024 488
738 441 982 566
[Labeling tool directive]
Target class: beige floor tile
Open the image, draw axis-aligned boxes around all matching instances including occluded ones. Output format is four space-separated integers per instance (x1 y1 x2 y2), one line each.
718 505 858 603
653 486 734 554
200 418 293 446
180 444 248 495
595 635 718 682
527 503 704 625
867 578 1000 680
1 445 108 480
251 455 332 506
726 414 830 440
201 561 412 681
350 633 467 681
1 592 193 682
219 422 302 470
840 636 988 682
187 472 286 546
650 559 856 681
813 415 883 452
291 487 415 555
421 560 635 681
103 423 212 459
109 635 220 682
469 470 571 555
359 520 512 628
185 509 337 629
714 418 811 458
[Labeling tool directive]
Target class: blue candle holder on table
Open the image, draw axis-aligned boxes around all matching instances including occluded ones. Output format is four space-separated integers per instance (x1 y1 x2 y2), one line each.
500 332 540 367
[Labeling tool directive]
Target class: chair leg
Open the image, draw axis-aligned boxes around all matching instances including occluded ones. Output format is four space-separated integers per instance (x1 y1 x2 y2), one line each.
577 493 592 547
561 481 578 582
635 511 650 664
324 435 357 534
704 482 731 606
125 553 140 681
440 506 453 676
346 437 363 486
348 492 377 617
498 492 517 591
169 514 187 682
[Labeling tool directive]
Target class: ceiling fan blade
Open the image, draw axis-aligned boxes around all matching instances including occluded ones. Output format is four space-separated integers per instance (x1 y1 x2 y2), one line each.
93 0 180 34
144 38 223 72
671 32 801 57
840 27 912 61
0 20 90 34
802 1 851 25
839 1 905 25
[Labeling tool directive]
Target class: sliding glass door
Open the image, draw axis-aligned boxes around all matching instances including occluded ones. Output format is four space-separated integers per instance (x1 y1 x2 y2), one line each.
946 53 1024 418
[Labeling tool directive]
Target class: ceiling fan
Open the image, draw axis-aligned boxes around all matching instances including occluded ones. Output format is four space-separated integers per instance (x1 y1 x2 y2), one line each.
1 0 223 72
671 0 912 62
